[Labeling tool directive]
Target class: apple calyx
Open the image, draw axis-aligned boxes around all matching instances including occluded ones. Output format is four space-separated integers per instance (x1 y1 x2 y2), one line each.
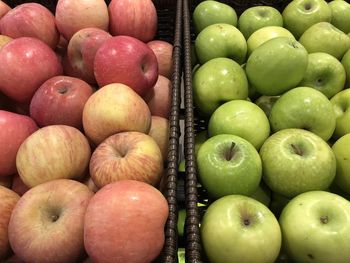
225 141 237 161
50 214 59 222
320 215 328 224
58 86 68 94
243 218 251 226
303 3 312 11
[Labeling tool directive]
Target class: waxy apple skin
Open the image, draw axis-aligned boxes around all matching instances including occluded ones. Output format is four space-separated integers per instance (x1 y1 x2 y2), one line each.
330 88 350 139
332 134 350 194
329 0 350 34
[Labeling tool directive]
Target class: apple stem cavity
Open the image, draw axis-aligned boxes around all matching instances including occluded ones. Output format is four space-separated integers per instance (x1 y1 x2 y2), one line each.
243 218 250 226
320 215 329 224
291 143 304 156
58 86 68 94
225 142 237 161
51 214 59 222
304 3 312 10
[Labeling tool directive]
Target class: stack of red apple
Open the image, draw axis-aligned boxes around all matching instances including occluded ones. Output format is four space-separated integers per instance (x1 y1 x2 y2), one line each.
187 0 350 262
0 0 178 262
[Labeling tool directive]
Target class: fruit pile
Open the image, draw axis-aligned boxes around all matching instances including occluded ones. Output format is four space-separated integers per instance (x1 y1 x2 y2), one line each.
188 0 350 262
0 0 178 262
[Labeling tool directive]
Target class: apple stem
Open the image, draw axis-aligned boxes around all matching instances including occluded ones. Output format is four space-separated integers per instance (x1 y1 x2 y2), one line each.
291 144 303 156
320 215 328 224
51 214 59 222
225 142 236 161
243 218 250 226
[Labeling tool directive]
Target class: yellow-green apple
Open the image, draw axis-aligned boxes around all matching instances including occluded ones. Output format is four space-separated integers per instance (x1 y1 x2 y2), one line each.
94 35 158 96
332 134 350 194
260 129 336 198
89 131 163 188
208 100 270 150
82 83 151 145
29 75 94 129
341 48 350 86
192 0 237 34
0 3 59 49
279 191 350 263
108 0 157 42
147 40 173 79
0 35 12 50
55 0 109 41
0 1 10 20
148 116 169 162
246 37 308 96
282 0 332 39
193 57 248 117
84 180 169 263
195 23 247 65
330 89 350 138
299 22 350 60
329 0 350 34
67 27 111 84
254 95 280 117
269 87 336 141
0 110 38 177
250 182 272 207
201 195 281 263
11 174 29 197
0 175 12 188
8 179 93 263
238 6 283 39
0 37 63 103
0 186 19 260
16 125 91 188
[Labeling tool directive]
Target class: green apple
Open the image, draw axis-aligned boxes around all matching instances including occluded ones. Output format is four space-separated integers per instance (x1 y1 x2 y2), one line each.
177 208 186 237
330 88 350 138
250 182 272 207
193 57 248 117
332 133 350 194
279 191 350 263
195 23 247 65
208 100 270 150
192 0 237 34
282 0 332 39
341 48 350 86
329 0 350 34
201 195 281 263
197 134 262 199
237 6 283 39
247 26 295 56
299 52 346 98
260 128 336 198
177 247 185 263
246 37 308 96
299 22 350 60
254 95 280 117
269 87 336 141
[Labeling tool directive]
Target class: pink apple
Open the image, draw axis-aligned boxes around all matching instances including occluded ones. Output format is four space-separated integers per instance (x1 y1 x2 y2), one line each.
148 116 170 162
0 175 12 189
11 174 29 197
82 83 151 145
62 51 82 78
29 75 94 129
55 0 109 41
0 37 63 103
0 1 11 20
8 179 93 263
108 0 157 42
147 40 174 79
84 180 168 263
0 110 38 177
67 27 111 83
93 35 158 97
16 125 91 188
0 35 12 50
0 3 59 49
144 75 172 119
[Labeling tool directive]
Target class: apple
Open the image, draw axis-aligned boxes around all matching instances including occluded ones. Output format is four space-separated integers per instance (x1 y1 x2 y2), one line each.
16 125 91 188
148 116 169 162
254 95 280 117
84 180 169 263
147 40 173 79
61 51 82 78
67 27 111 84
108 0 157 42
341 48 350 86
0 186 19 260
279 191 350 263
11 174 29 197
201 195 281 263
208 100 270 150
299 22 350 60
192 0 237 34
82 83 151 145
195 129 208 156
0 35 12 50
0 3 59 49
81 175 99 193
330 88 350 139
282 0 332 39
193 57 248 117
246 37 308 96
250 182 272 207
260 128 336 198
329 0 350 34
0 37 63 103
29 75 94 129
0 110 38 177
55 0 109 40
2 254 23 263
195 23 247 65
94 35 158 96
8 179 93 263
238 6 283 39
0 1 10 20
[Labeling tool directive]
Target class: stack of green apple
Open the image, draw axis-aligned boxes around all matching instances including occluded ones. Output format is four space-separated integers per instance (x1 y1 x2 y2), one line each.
190 0 350 262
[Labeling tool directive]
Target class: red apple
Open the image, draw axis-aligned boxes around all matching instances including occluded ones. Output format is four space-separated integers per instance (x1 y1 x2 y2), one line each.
0 1 11 20
55 0 109 41
8 179 93 263
148 116 170 162
0 110 38 177
147 40 174 79
108 0 157 42
16 125 91 188
0 175 12 189
0 35 12 50
93 35 158 96
0 37 63 103
11 174 29 197
82 83 151 145
67 27 111 83
62 51 82 78
29 75 94 129
0 3 59 49
84 180 168 263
